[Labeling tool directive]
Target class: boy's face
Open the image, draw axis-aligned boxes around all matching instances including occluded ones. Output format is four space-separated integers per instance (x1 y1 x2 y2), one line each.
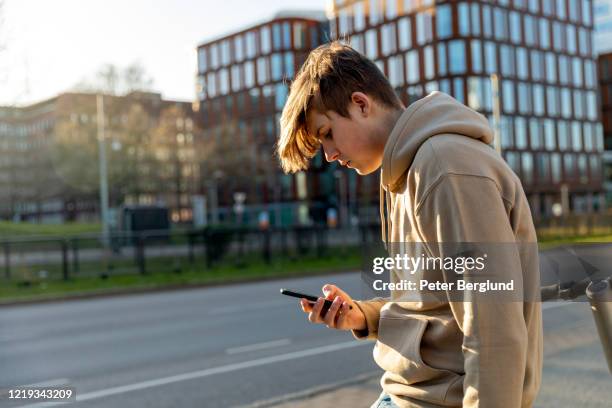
306 94 386 175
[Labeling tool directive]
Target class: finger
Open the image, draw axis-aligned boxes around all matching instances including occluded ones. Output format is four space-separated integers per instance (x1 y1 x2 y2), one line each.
323 296 343 327
309 298 325 323
300 299 313 313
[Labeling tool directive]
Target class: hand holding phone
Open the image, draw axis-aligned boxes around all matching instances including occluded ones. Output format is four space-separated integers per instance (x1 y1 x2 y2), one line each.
280 285 366 332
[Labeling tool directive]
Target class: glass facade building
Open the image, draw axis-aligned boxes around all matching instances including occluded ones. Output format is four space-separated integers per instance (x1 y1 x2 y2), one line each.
330 0 605 216
196 12 344 226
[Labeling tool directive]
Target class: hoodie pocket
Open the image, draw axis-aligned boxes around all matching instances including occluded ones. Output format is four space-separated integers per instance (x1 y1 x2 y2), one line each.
374 316 461 403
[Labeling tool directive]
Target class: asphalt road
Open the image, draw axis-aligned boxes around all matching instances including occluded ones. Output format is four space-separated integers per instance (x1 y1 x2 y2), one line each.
0 271 610 408
0 272 380 408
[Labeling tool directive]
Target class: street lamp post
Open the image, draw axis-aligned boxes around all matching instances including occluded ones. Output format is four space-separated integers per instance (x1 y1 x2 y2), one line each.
96 94 110 247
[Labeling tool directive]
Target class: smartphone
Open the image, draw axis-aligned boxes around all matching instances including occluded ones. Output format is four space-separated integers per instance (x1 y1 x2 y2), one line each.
280 288 352 315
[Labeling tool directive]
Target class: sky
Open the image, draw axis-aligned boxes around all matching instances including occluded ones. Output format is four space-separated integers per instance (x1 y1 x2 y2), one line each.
0 0 328 106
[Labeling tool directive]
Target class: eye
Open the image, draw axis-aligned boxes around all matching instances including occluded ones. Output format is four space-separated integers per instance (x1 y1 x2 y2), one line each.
324 130 333 140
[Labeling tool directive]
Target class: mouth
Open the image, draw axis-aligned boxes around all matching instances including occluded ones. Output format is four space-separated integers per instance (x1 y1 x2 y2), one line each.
340 160 351 168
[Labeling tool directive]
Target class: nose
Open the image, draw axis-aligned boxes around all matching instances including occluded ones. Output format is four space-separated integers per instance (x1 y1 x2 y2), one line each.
322 142 339 163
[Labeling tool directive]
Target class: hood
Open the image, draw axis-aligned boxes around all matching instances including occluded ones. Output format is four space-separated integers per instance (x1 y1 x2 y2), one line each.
378 92 494 245
381 91 493 192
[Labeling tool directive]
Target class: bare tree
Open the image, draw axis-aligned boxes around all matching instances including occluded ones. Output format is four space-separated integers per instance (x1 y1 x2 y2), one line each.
72 62 154 96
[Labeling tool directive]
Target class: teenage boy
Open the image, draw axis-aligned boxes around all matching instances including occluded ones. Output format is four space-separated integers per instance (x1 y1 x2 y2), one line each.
276 42 542 408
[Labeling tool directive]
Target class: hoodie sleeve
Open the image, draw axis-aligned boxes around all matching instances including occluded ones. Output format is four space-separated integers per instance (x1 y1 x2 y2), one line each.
415 174 528 408
351 298 388 340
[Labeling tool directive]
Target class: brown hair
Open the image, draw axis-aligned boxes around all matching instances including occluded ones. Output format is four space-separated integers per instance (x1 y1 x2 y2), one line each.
276 41 403 173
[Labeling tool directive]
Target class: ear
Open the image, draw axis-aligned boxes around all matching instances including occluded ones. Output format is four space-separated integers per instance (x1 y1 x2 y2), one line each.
350 92 371 117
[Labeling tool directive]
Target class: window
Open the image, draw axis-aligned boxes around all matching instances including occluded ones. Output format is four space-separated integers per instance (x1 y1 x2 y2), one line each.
244 61 255 87
257 57 267 85
521 152 533 184
424 46 435 79
198 48 207 73
472 40 482 73
558 120 569 150
271 54 282 81
453 78 465 103
574 90 584 119
468 77 482 110
494 8 508 41
544 119 556 150
572 121 582 151
381 23 397 56
572 57 583 86
284 53 294 78
437 4 452 39
231 65 241 91
501 116 514 148
579 28 589 57
515 117 528 149
483 5 492 38
438 43 447 76
533 84 545 116
260 28 271 54
546 53 557 83
471 3 481 36
564 153 575 178
518 83 532 114
558 55 569 85
366 29 378 59
506 152 520 175
529 0 540 13
351 34 364 53
539 19 550 49
210 44 219 69
524 15 537 46
275 84 288 110
530 50 542 81
590 155 600 179
406 50 420 83
386 0 397 19
449 40 466 74
294 23 306 49
482 76 492 111
416 12 433 45
425 81 439 94
566 25 576 55
273 24 281 50
219 68 229 95
537 153 550 181
561 88 572 118
547 86 558 116
502 80 515 113
388 55 404 87
282 23 291 49
551 153 561 182
510 12 522 44
583 122 593 151
459 3 470 36
517 48 528 80
485 42 497 74
583 0 592 26
569 0 580 23
246 31 257 58
556 0 566 19
553 22 564 52
500 45 515 77
220 40 230 66
207 72 216 97
339 7 352 36
370 0 381 25
530 118 541 149
398 17 411 50
354 2 366 31
439 79 451 95
543 0 554 15
587 91 597 120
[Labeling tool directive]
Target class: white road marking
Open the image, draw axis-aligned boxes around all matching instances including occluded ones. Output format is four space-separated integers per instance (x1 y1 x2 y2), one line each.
226 338 291 355
18 340 369 407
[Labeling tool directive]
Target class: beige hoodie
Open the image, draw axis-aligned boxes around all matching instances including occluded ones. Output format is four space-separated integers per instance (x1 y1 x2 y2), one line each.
353 92 543 407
